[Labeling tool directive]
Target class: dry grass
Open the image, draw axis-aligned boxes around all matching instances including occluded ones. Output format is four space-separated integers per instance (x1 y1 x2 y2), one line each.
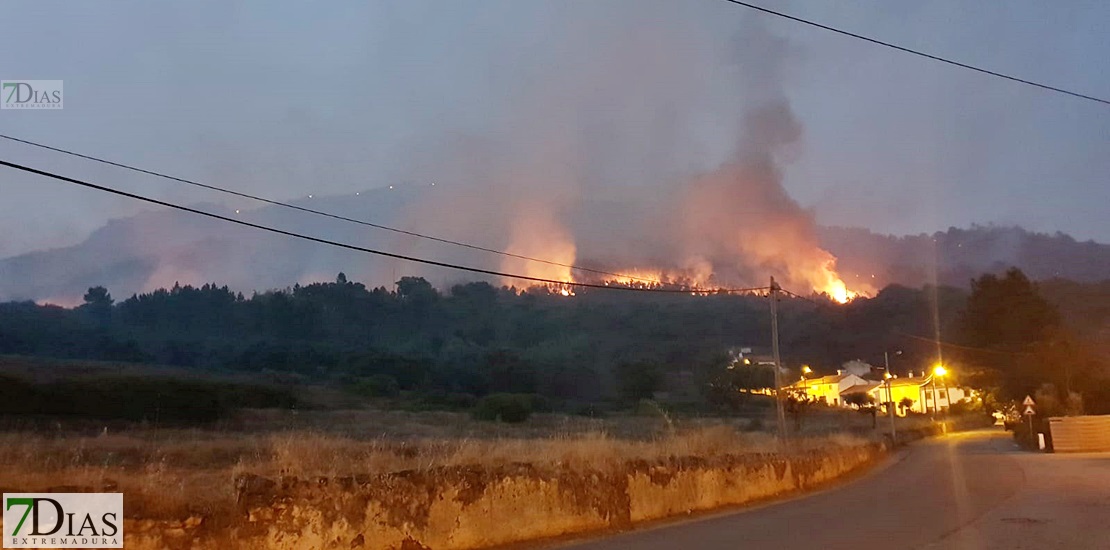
0 410 877 521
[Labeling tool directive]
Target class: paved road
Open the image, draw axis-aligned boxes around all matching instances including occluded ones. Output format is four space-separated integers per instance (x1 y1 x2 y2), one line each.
557 429 1110 550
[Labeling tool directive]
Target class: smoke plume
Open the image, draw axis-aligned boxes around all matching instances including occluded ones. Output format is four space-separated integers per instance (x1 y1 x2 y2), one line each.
393 7 857 299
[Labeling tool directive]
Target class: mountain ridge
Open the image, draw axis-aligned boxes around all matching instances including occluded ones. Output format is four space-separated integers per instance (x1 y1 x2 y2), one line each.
3 186 1107 302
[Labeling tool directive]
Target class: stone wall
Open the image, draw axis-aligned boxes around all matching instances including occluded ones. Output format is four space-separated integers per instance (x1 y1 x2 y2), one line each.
123 443 885 549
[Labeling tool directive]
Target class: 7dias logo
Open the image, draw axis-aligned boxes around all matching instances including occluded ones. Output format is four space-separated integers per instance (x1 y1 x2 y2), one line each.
3 493 122 548
1 81 63 109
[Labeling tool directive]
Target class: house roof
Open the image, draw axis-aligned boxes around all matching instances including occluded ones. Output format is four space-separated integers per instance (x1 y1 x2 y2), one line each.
808 374 847 385
840 381 881 395
887 376 933 388
781 377 839 393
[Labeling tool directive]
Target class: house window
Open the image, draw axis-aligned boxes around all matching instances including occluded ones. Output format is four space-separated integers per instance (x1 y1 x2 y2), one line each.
939 390 948 399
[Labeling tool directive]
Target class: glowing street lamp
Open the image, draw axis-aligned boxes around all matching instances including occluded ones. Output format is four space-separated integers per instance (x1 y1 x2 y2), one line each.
800 365 813 400
931 364 948 418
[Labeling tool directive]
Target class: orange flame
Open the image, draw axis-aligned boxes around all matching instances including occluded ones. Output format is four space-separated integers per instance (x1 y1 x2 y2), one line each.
500 204 577 290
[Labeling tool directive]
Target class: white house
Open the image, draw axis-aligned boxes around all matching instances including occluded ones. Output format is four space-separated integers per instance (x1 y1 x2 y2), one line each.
790 371 869 407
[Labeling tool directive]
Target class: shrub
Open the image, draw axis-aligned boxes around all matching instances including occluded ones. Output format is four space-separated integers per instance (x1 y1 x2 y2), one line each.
472 393 534 423
411 390 478 411
614 361 663 403
572 403 607 418
350 374 400 398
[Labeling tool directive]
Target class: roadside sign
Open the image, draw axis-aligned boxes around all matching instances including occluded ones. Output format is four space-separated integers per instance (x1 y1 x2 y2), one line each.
1023 395 1035 406
1024 405 1035 416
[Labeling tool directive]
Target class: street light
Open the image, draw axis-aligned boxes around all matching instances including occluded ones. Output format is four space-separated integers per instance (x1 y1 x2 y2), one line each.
800 365 813 401
934 365 950 418
931 364 947 420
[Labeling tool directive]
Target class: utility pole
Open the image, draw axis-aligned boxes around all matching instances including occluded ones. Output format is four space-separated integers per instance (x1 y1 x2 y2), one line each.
884 351 897 444
930 375 939 421
769 276 787 440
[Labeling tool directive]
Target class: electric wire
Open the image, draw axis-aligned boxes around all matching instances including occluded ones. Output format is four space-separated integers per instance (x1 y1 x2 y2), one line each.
0 158 771 295
718 0 1110 106
0 133 669 287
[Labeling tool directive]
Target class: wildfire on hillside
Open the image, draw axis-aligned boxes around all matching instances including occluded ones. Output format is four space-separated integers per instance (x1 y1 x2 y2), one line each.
507 244 864 304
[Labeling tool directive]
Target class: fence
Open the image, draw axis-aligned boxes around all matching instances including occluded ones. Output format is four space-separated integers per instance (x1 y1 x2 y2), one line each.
1048 415 1110 452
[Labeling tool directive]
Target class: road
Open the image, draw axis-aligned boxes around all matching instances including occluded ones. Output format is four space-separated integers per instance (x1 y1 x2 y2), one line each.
556 429 1110 550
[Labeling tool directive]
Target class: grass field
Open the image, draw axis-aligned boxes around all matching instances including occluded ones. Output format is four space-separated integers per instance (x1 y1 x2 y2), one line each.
0 357 962 525
0 407 905 523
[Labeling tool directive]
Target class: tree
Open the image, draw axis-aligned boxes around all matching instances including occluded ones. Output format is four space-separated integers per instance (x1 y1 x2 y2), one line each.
843 392 875 408
79 286 114 325
844 392 878 428
396 277 437 305
899 397 915 415
83 286 113 307
959 268 1065 401
962 268 1058 350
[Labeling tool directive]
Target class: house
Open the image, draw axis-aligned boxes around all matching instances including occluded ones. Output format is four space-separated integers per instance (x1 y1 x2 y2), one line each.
788 371 868 407
729 346 776 366
868 375 974 416
789 369 976 415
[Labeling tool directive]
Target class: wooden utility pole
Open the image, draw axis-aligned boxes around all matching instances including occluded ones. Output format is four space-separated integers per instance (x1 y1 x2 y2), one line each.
769 276 786 440
884 351 897 444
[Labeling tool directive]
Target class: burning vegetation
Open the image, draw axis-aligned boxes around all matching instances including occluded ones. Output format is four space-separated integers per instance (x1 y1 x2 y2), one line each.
447 17 868 304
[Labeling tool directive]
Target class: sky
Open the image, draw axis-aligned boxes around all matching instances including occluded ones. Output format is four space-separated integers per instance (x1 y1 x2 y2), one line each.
0 0 1108 260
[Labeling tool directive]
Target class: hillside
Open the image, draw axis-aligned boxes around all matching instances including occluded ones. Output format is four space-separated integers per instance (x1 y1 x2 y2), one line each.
1 184 1108 303
823 225 1110 289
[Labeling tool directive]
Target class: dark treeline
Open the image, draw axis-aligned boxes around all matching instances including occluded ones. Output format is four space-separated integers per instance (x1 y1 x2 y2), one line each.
1 270 1107 416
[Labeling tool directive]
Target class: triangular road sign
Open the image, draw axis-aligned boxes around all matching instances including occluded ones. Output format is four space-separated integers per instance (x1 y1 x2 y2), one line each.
1023 405 1035 416
1022 395 1036 406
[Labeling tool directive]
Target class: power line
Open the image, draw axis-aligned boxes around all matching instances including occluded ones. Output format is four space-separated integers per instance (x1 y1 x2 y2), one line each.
0 158 770 295
0 133 666 287
895 331 1034 356
718 0 1110 107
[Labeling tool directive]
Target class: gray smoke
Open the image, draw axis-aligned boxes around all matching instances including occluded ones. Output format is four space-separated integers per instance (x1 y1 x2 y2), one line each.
1 4 859 302
391 7 850 294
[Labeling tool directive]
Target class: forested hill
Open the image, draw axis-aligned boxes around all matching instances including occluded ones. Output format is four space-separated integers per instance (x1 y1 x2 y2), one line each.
0 276 967 405
824 225 1110 289
2 272 1108 414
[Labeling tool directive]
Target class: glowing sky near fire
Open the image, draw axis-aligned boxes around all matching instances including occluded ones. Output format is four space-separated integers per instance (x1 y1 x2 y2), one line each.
0 1 1107 300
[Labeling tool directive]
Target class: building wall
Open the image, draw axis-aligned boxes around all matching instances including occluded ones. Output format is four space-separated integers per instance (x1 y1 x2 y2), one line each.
871 379 972 415
870 381 928 416
798 374 867 407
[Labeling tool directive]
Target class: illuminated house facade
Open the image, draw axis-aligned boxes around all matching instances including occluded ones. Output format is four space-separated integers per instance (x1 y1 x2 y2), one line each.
868 375 973 415
789 372 868 407
790 372 973 416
